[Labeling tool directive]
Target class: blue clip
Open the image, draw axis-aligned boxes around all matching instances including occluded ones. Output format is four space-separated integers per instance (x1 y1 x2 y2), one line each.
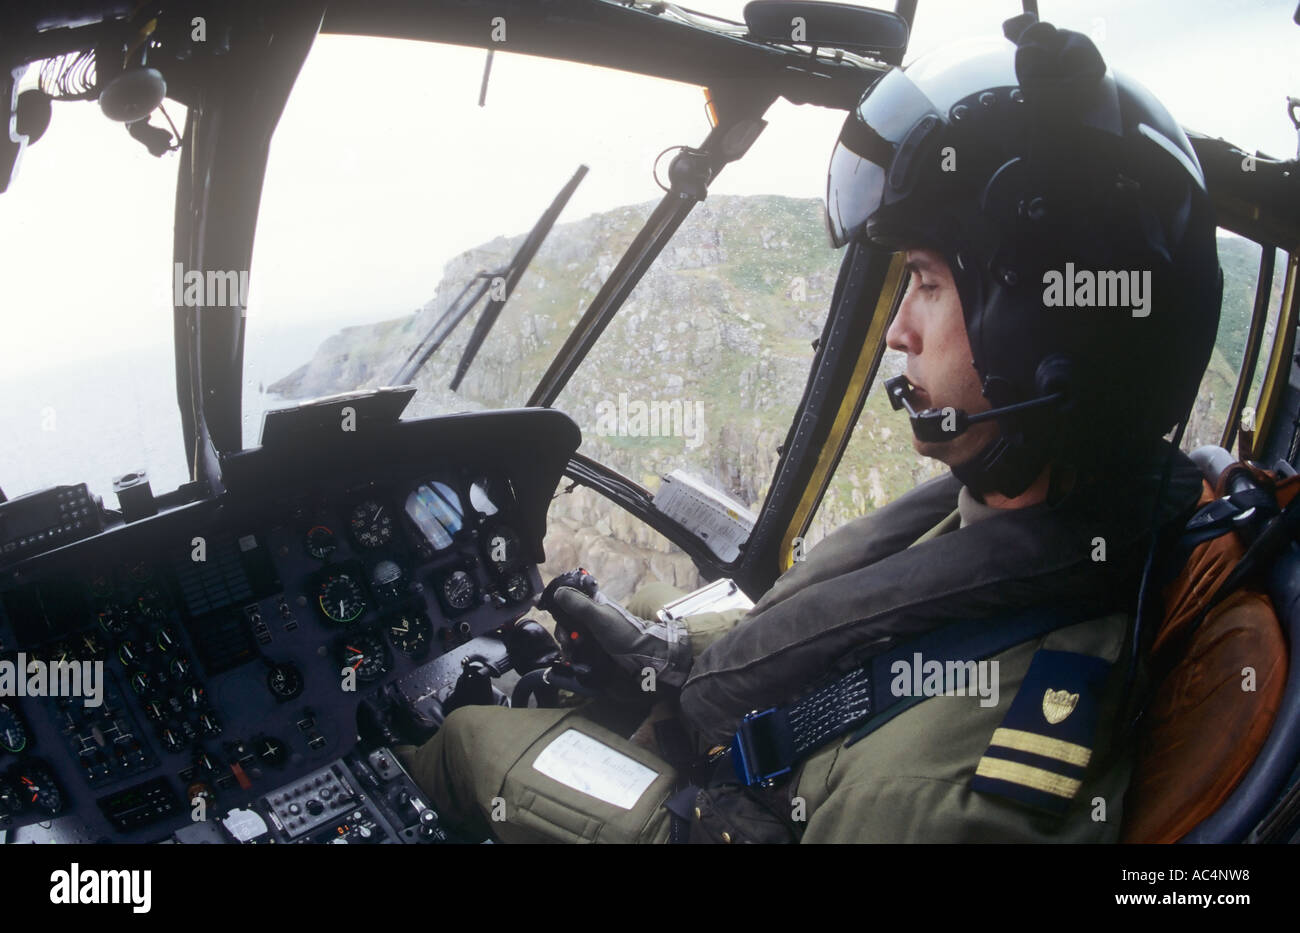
730 707 794 788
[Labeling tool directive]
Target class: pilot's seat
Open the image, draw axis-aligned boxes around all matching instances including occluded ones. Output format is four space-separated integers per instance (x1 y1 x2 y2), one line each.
1121 461 1300 842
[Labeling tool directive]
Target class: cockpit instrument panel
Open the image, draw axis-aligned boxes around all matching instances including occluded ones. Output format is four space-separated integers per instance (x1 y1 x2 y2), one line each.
0 408 579 843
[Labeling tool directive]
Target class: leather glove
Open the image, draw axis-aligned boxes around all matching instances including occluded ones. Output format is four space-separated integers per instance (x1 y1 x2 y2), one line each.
537 569 693 692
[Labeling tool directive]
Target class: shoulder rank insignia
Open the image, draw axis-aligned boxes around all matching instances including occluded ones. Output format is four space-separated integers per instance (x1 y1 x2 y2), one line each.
971 649 1112 815
1042 688 1079 724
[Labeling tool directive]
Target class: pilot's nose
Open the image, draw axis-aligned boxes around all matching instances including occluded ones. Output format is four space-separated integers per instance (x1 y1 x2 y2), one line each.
886 291 920 356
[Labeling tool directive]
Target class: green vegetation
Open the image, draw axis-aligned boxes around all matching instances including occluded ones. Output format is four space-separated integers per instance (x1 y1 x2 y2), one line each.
280 196 1282 575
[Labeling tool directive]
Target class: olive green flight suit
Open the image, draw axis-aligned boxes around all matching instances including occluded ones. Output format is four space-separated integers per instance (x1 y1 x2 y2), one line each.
398 455 1200 843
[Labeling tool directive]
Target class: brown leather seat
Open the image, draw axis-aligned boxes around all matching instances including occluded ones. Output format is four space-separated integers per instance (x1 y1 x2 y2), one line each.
1121 477 1290 843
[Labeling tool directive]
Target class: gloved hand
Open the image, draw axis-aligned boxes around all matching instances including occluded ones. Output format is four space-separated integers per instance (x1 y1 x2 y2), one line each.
537 569 693 693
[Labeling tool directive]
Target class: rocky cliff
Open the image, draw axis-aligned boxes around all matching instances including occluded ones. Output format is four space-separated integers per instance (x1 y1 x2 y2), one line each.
269 195 1263 599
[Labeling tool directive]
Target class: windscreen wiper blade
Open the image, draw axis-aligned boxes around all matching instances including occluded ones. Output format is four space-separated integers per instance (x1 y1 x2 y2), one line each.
392 273 495 386
448 164 588 391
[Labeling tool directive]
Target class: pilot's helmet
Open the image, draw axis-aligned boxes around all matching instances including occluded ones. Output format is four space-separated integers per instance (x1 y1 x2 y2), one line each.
826 14 1222 496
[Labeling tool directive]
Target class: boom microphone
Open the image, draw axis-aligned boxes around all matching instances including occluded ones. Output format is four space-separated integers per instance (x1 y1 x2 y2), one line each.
884 375 1065 443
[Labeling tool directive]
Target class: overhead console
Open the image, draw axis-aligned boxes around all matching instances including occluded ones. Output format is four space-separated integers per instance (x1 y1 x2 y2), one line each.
0 407 580 842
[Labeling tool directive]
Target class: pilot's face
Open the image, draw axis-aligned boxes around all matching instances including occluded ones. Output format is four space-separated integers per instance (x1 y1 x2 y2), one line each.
885 248 998 466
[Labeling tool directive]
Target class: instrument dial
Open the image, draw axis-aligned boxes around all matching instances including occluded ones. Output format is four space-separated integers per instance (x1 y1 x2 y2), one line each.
370 559 405 602
440 570 478 612
77 630 107 661
45 641 74 667
117 640 140 667
483 524 522 571
156 624 179 653
0 774 20 822
0 703 28 755
137 587 169 621
183 684 206 709
305 525 338 560
502 571 531 604
386 609 431 658
267 662 304 701
14 762 63 816
338 631 391 685
97 605 131 636
349 500 393 549
317 571 367 624
161 728 185 752
88 573 115 600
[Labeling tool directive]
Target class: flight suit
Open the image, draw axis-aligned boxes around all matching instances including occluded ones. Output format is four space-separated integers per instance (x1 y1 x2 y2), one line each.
398 446 1203 842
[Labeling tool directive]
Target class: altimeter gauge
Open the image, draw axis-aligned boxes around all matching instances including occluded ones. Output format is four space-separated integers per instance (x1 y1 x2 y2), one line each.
349 500 394 549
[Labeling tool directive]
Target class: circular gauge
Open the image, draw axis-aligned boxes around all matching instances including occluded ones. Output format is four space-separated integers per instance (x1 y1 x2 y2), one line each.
502 571 532 604
317 571 367 624
193 749 221 779
386 609 432 658
305 525 337 560
370 559 405 601
137 587 169 621
160 728 185 753
88 573 114 600
97 605 131 636
117 639 141 667
128 560 153 584
338 631 391 685
44 641 74 667
14 762 63 816
349 500 394 549
183 684 206 709
0 774 20 822
256 736 288 768
0 703 29 755
129 671 152 696
170 656 192 680
155 624 179 653
483 524 522 571
77 629 107 661
267 662 304 701
440 570 478 612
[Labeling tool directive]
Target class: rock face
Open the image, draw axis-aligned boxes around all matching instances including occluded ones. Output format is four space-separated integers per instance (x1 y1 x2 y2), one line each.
268 196 1260 600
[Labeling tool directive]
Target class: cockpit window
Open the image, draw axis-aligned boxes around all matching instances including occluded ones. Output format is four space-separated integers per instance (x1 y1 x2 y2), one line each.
0 78 186 502
242 34 710 447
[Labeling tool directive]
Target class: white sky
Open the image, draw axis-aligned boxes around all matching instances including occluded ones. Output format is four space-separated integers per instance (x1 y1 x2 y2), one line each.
1 0 1297 375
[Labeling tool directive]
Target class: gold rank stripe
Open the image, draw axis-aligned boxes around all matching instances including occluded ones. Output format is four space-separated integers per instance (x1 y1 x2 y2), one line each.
975 757 1082 799
989 728 1093 768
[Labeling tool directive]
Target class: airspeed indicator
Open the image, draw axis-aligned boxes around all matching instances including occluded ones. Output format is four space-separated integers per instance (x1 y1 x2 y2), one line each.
317 572 367 624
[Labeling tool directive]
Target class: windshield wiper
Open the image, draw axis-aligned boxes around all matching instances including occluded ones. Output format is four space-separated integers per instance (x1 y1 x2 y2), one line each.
391 274 495 385
392 164 587 390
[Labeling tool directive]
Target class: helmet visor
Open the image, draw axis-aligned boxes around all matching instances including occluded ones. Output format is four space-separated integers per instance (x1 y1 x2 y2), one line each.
825 67 943 248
